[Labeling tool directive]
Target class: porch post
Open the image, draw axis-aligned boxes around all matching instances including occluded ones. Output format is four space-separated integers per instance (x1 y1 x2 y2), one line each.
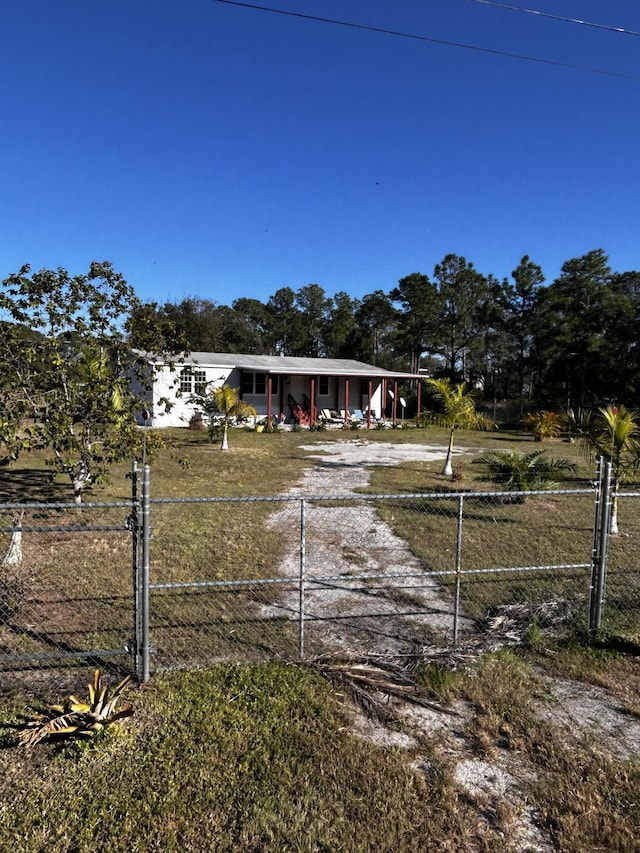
310 377 316 425
344 379 350 427
279 378 285 424
267 375 273 425
368 379 373 428
393 380 398 426
417 379 422 416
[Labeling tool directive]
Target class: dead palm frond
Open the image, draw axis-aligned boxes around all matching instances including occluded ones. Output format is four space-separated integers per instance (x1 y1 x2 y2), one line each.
310 657 461 723
18 669 133 747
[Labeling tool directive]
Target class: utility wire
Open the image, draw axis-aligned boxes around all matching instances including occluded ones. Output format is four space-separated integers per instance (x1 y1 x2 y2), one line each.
208 0 639 80
471 0 640 39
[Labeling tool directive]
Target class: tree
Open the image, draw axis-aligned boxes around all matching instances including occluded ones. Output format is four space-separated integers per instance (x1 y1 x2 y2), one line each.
565 405 640 534
325 292 363 359
193 384 257 451
431 255 494 381
501 256 545 412
266 287 302 356
426 378 492 476
532 250 613 409
356 290 397 365
294 284 332 357
0 262 165 502
389 273 440 374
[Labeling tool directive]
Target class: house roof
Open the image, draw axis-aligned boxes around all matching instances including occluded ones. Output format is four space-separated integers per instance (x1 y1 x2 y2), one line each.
143 351 422 380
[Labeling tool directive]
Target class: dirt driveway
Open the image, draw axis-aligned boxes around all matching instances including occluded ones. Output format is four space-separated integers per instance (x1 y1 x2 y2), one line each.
266 439 470 656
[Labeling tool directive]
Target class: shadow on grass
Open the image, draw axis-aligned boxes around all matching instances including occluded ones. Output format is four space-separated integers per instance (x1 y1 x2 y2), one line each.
0 470 70 503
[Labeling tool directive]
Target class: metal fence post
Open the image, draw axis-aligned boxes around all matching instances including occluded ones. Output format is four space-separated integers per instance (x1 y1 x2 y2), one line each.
130 461 141 679
141 463 151 682
589 457 603 631
299 498 306 660
453 494 464 646
590 460 612 632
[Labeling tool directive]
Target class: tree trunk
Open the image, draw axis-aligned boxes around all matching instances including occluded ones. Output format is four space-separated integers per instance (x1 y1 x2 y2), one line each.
610 497 619 535
2 513 23 566
442 429 455 477
221 422 229 451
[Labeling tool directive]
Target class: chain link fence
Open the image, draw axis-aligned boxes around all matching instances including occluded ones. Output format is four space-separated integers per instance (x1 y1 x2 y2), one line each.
603 490 640 640
0 500 135 690
1 461 637 685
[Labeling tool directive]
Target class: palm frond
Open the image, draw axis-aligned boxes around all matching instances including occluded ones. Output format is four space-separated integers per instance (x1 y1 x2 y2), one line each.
18 669 133 747
474 449 576 491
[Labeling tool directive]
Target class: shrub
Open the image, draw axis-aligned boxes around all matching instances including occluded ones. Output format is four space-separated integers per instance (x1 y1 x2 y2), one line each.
474 448 576 495
188 410 206 431
522 410 562 441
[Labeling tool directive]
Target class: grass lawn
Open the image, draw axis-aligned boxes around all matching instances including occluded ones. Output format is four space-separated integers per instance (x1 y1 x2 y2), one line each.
1 425 640 851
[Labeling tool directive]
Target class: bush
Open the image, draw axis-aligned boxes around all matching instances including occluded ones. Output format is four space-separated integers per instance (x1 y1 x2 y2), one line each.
188 410 206 431
522 410 562 441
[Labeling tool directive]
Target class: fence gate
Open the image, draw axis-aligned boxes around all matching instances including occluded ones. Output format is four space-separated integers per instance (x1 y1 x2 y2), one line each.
0 490 137 684
135 462 631 678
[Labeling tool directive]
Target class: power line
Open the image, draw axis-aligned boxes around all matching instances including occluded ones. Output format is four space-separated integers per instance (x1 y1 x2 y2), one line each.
209 0 639 80
471 0 640 39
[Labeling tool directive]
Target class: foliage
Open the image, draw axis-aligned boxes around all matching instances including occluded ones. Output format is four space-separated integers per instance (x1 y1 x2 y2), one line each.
0 262 175 502
18 670 133 746
522 410 562 441
564 405 640 479
474 448 576 494
564 405 640 532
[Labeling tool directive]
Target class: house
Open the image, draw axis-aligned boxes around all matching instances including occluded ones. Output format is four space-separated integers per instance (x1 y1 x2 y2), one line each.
134 352 423 428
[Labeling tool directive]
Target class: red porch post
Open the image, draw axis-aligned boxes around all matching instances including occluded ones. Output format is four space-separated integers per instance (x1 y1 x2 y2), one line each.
279 377 285 425
310 377 316 425
393 380 398 426
344 379 350 428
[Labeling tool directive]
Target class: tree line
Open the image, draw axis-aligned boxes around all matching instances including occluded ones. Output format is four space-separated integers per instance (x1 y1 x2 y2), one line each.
129 248 640 413
2 251 638 503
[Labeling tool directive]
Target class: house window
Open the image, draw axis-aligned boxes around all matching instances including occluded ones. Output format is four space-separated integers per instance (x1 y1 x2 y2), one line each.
241 372 254 394
319 376 330 396
194 370 207 396
179 369 193 394
180 368 207 395
240 372 278 395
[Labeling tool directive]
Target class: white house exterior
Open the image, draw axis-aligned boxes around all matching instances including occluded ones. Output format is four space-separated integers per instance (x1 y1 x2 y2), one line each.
133 352 422 428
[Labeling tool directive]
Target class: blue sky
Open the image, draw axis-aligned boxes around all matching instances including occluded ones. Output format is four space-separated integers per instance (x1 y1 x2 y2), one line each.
2 0 638 306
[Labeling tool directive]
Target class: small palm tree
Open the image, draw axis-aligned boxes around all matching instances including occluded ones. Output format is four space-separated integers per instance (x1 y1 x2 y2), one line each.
426 378 493 476
475 449 576 499
565 405 640 534
208 385 257 450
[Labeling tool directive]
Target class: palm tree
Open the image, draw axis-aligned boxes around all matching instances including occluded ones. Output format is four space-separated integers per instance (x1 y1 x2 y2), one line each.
210 385 257 451
565 405 640 534
426 378 492 476
474 449 575 500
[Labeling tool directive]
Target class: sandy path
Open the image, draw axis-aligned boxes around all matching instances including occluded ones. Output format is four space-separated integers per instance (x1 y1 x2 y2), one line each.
266 439 471 655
